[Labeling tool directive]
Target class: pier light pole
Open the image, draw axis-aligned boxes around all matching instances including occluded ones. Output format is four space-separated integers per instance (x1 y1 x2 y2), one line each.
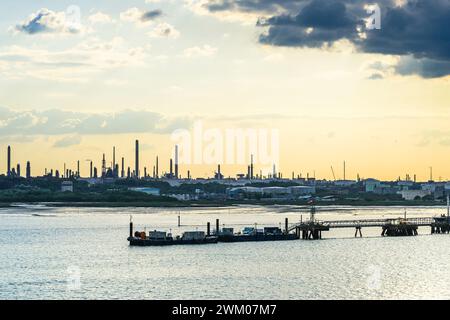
310 206 316 223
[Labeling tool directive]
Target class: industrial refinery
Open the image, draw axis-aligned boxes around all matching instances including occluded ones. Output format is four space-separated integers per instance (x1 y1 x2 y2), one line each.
1 140 449 205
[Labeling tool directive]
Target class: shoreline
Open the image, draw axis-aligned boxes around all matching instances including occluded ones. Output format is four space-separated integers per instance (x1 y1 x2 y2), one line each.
0 200 446 208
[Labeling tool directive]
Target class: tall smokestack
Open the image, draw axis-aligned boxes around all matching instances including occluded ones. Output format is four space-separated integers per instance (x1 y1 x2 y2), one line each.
90 161 93 178
113 147 116 169
135 140 139 178
170 159 173 177
156 156 159 178
77 160 80 178
121 157 125 178
26 161 31 179
102 154 106 177
113 147 116 176
7 146 11 176
250 154 254 180
174 145 179 179
343 161 346 180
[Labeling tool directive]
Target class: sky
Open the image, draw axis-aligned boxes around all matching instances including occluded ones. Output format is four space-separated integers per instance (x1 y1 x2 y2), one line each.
0 0 449 181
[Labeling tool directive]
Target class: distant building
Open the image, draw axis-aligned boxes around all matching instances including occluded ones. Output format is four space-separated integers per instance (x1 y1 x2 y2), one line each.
421 183 437 193
61 181 74 192
129 187 160 196
226 186 315 200
288 186 316 195
334 180 357 187
363 178 381 192
397 180 414 190
398 189 431 200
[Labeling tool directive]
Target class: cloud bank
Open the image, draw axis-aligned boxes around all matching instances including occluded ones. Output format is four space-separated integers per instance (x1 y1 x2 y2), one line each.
0 107 192 136
201 0 450 78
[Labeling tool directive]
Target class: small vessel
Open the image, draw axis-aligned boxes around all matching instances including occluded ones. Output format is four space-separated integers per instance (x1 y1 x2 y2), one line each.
217 226 299 242
127 218 217 246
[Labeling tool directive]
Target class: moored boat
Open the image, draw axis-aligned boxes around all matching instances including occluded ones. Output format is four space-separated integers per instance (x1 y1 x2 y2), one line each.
127 218 217 246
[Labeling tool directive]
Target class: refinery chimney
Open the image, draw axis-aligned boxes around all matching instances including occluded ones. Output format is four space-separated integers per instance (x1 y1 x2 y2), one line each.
250 154 254 180
135 140 139 178
174 145 179 179
113 147 116 173
7 146 11 176
26 161 31 179
121 157 125 178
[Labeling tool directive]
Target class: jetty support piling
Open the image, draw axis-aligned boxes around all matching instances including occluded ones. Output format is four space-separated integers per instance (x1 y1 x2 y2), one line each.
129 222 133 238
295 223 329 240
129 216 133 238
285 218 289 235
355 226 362 238
381 223 418 237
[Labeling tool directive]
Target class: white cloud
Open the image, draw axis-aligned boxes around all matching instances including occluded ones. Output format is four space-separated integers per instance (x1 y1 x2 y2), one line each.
120 7 144 24
88 12 114 25
0 106 192 136
13 8 87 36
183 45 217 58
262 53 284 62
0 37 149 82
53 134 82 148
148 22 180 39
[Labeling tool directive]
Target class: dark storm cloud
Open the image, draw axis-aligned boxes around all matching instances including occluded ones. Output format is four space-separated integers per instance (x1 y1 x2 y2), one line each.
141 9 163 22
203 0 450 78
257 0 360 47
396 56 450 78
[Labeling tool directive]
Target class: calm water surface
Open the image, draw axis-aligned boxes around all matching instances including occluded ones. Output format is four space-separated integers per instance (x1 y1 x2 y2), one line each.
1 205 449 300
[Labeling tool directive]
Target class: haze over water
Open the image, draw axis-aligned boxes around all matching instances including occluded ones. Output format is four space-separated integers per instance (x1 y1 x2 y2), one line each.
1 205 450 300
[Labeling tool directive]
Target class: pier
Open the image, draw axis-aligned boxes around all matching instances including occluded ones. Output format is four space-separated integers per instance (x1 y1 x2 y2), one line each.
289 216 450 239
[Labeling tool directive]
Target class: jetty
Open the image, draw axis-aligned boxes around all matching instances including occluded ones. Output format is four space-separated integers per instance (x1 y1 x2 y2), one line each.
128 198 450 244
288 204 450 239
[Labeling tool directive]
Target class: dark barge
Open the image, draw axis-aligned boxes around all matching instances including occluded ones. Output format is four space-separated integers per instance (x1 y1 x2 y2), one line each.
127 219 217 246
215 218 299 242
